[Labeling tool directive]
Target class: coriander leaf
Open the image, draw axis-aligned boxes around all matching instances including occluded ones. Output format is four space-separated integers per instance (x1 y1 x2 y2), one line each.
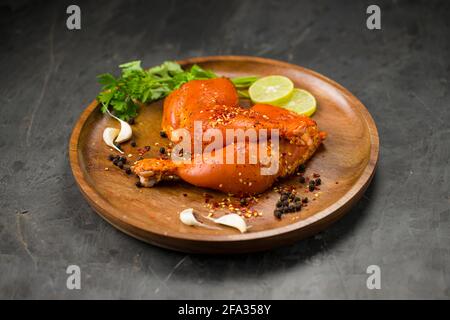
111 99 127 112
98 90 114 111
237 89 250 99
119 60 143 76
147 61 183 78
189 64 217 79
97 60 217 121
163 61 184 75
97 73 117 89
231 76 259 88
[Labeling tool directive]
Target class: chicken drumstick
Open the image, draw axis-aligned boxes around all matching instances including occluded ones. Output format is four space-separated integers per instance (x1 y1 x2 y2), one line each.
132 78 325 194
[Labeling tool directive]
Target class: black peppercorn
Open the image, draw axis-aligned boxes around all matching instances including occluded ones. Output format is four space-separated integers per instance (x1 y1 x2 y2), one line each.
128 118 135 125
159 147 166 154
131 141 137 147
274 209 282 219
125 167 132 175
309 180 316 191
117 161 124 169
302 197 309 203
160 131 168 138
135 181 142 188
298 164 306 173
315 178 321 186
108 154 115 161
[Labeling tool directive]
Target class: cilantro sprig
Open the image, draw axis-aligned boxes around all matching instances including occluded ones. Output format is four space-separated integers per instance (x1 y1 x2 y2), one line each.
97 60 217 120
97 61 258 121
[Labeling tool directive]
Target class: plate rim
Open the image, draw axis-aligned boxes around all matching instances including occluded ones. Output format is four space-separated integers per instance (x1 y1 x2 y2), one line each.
69 55 379 247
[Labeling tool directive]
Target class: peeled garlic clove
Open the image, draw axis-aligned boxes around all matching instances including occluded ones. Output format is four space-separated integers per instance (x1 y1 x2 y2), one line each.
106 109 132 143
179 208 198 226
103 127 123 154
179 208 221 230
115 119 132 143
206 213 248 233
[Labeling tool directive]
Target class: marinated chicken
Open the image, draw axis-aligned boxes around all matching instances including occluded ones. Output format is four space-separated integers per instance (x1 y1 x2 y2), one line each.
132 78 325 194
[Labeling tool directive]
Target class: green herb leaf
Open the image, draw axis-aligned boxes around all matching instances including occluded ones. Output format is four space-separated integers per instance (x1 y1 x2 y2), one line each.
119 60 143 76
231 76 259 88
97 73 117 89
189 64 217 79
97 60 226 121
237 89 251 99
98 90 114 112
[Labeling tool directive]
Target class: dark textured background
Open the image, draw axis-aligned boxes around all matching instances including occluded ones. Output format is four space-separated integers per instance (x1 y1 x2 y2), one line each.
0 0 449 299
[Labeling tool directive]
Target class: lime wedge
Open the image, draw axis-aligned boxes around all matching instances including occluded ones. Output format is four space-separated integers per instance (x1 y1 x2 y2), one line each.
249 75 294 105
278 88 317 116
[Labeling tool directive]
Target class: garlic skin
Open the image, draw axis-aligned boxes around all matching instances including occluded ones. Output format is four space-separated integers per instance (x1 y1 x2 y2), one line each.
103 127 123 153
106 109 132 143
179 208 221 230
206 214 248 233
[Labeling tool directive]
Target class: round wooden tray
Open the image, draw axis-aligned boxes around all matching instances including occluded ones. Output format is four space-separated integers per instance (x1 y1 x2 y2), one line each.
69 56 379 253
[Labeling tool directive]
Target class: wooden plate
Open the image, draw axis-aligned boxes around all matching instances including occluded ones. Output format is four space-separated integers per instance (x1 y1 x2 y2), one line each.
69 56 379 253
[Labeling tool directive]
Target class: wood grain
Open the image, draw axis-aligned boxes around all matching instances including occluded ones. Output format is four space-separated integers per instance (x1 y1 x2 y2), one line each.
69 56 379 253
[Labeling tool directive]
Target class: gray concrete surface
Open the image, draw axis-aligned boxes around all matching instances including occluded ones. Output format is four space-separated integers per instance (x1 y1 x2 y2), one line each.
0 0 449 299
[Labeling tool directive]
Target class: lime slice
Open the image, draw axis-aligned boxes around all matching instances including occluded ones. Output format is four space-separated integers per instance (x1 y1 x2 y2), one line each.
249 75 294 105
279 88 317 116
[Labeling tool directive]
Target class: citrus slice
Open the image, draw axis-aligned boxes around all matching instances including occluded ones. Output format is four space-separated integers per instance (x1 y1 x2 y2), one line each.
248 75 294 105
278 88 317 116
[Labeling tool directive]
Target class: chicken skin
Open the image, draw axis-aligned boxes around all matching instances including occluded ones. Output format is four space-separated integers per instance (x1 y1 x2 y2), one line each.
132 78 325 194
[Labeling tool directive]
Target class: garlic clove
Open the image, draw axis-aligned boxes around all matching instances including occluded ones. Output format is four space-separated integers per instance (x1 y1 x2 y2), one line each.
179 208 198 226
103 127 123 154
105 109 132 143
115 119 132 143
206 213 248 233
179 208 221 230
